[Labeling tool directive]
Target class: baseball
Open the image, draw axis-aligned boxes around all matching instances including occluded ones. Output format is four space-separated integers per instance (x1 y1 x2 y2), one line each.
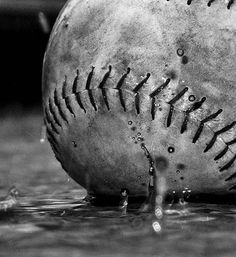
42 0 236 200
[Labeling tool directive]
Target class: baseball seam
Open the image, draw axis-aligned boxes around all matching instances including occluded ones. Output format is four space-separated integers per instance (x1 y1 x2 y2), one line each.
167 0 236 9
44 66 236 189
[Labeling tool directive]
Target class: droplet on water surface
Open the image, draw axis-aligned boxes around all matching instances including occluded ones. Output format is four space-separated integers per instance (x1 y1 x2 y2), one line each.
152 221 162 233
179 198 187 206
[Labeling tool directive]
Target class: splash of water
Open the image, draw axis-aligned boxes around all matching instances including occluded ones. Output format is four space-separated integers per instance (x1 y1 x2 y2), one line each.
119 189 129 216
0 186 19 212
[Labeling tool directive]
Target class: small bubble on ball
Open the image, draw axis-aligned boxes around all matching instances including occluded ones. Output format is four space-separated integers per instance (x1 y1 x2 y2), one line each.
168 146 175 153
177 48 184 57
189 95 196 102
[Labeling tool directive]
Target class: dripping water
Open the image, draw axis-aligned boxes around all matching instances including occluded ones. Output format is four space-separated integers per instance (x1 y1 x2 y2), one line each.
140 143 167 233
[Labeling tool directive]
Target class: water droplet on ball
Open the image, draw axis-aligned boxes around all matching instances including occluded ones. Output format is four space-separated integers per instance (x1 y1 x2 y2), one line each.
177 48 184 57
189 95 196 102
72 141 77 148
168 146 175 153
182 56 189 64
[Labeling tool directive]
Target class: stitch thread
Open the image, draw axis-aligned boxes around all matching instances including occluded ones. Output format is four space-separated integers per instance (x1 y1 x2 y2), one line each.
187 0 193 5
214 138 236 161
101 88 110 110
46 127 58 147
62 76 76 117
98 66 112 111
227 0 234 9
86 66 95 90
192 109 223 143
48 98 62 128
181 97 206 134
65 97 76 117
151 97 156 120
54 88 69 123
72 70 79 93
118 90 126 112
75 92 86 113
133 73 151 93
204 121 236 152
207 0 215 7
62 76 67 98
214 146 229 161
98 65 112 89
116 68 130 89
47 132 60 156
229 185 236 191
220 155 236 172
44 107 60 135
167 87 188 127
46 66 236 183
149 78 171 98
85 66 97 111
115 68 131 112
135 93 140 114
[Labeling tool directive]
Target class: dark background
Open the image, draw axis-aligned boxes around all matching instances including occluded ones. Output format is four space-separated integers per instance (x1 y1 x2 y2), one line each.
0 0 67 109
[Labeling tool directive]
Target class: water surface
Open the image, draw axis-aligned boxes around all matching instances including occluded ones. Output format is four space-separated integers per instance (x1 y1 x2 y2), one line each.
0 109 236 257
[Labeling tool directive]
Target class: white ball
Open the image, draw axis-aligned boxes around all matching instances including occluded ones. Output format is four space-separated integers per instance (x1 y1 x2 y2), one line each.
42 0 236 200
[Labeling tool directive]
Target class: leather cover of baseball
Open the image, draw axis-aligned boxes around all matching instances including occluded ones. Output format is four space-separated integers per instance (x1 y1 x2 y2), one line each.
42 0 236 200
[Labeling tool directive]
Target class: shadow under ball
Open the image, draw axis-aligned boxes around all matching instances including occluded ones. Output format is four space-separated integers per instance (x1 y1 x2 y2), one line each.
42 0 236 200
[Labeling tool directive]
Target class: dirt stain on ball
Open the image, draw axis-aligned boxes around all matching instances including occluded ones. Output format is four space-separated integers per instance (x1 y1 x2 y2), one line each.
154 156 169 172
177 163 186 170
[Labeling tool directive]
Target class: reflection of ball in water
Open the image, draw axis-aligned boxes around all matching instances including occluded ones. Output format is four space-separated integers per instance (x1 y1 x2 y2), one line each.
42 0 236 200
155 207 163 219
130 217 144 229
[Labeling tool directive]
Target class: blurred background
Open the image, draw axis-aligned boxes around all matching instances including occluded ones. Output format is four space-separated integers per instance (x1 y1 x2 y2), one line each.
0 0 66 109
0 0 81 195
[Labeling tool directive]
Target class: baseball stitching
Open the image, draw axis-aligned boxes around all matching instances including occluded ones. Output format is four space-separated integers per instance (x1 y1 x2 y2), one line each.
44 65 236 191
